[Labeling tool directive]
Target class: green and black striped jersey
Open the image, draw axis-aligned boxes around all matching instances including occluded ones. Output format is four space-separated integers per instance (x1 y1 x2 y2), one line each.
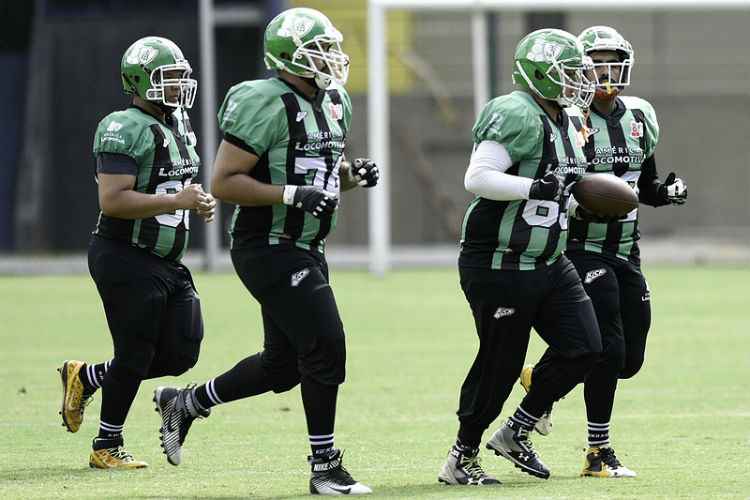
459 91 588 271
217 77 351 253
567 96 659 264
92 106 200 261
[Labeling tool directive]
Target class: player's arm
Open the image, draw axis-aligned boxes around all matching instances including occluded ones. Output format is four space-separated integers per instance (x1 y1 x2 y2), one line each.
637 155 687 206
97 154 208 219
211 139 337 218
464 141 559 201
340 156 379 192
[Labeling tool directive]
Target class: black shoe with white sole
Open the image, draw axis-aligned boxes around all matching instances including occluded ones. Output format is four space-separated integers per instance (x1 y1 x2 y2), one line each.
309 449 372 495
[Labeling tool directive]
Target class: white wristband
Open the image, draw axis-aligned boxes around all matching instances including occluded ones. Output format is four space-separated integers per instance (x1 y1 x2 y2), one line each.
282 185 297 206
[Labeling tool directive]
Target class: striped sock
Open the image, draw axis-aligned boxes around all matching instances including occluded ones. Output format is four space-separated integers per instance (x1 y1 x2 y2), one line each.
98 420 124 440
588 421 610 448
509 406 540 431
81 360 111 394
309 433 335 457
193 378 224 411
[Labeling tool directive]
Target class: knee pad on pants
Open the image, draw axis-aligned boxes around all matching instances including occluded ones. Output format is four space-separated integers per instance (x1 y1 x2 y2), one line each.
619 353 645 379
299 336 346 386
261 351 301 393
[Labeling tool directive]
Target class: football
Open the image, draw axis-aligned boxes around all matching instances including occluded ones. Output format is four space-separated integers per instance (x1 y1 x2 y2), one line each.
571 174 638 217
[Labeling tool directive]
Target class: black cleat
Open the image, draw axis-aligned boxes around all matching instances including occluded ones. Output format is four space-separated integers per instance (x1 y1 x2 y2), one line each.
153 385 209 466
486 419 550 479
309 449 372 495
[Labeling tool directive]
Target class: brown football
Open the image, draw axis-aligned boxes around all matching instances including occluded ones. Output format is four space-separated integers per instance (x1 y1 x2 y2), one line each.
571 174 638 217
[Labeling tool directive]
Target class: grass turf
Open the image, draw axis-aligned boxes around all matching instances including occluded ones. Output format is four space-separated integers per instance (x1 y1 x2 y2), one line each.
1 265 748 499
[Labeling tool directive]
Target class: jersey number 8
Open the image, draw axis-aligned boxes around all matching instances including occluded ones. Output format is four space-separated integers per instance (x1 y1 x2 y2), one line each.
155 179 191 229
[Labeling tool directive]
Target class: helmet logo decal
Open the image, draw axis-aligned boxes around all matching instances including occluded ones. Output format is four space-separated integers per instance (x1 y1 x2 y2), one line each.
278 15 315 39
126 44 158 66
528 40 562 63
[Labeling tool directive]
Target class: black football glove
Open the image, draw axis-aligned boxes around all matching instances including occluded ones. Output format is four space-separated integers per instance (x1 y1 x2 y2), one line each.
658 172 687 205
528 172 561 201
285 186 338 218
351 158 380 188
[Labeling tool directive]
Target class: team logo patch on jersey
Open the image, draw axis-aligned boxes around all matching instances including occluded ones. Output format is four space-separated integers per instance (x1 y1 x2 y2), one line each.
630 120 644 138
291 268 310 287
106 121 123 132
329 103 343 121
584 268 607 284
493 307 515 319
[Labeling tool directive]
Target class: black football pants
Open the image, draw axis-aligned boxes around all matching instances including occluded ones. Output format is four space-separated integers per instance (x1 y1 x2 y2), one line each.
456 255 602 448
550 250 651 425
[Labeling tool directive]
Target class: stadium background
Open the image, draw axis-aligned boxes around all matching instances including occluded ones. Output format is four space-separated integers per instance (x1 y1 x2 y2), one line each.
1 0 749 269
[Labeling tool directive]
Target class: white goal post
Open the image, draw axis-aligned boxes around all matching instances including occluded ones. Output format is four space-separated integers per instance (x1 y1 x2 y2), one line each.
366 0 750 275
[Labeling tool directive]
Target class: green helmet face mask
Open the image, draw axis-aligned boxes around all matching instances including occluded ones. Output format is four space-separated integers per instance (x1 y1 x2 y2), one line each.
513 28 595 108
121 36 197 109
579 26 634 94
263 7 350 89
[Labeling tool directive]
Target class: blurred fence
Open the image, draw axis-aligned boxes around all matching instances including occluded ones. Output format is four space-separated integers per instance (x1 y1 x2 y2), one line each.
1 0 748 272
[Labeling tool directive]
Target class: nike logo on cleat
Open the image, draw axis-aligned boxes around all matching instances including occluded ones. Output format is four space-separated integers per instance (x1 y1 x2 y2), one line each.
330 486 351 494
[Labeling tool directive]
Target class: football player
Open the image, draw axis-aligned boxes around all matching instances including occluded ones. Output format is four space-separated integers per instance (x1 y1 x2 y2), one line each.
57 36 215 469
438 29 603 485
152 8 376 496
520 26 688 478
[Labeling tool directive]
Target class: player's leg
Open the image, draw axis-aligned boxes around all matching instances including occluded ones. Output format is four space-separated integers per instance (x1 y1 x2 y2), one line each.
488 256 602 479
86 238 165 469
148 272 211 465
567 252 637 477
154 251 297 465
258 253 371 495
439 267 538 486
578 262 651 478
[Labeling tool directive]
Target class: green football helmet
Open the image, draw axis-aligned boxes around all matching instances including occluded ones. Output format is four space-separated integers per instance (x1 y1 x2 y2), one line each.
263 7 349 89
513 29 595 108
121 36 197 109
579 26 634 93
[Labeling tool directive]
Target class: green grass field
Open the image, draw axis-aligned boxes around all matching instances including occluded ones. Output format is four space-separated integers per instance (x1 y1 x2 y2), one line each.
1 265 748 499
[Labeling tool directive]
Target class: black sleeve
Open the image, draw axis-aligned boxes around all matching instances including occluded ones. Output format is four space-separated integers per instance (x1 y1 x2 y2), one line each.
224 133 259 157
637 154 668 207
96 153 138 176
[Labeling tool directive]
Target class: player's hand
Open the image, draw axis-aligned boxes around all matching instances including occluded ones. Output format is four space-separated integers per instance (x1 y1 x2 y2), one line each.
658 172 687 205
529 172 561 201
351 158 380 188
196 192 216 223
284 185 338 218
174 183 210 211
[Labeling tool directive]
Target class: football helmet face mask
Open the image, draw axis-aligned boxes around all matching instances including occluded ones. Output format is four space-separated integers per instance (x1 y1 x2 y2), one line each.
513 29 595 108
264 7 350 89
579 26 634 96
121 36 197 109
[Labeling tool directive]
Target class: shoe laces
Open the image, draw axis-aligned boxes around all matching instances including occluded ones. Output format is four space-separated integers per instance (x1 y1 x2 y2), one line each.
599 447 622 469
458 452 491 480
107 446 135 463
515 427 539 457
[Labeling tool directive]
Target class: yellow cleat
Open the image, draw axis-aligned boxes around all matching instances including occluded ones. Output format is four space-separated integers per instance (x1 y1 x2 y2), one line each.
581 447 636 478
58 360 92 433
518 365 552 436
89 444 148 470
